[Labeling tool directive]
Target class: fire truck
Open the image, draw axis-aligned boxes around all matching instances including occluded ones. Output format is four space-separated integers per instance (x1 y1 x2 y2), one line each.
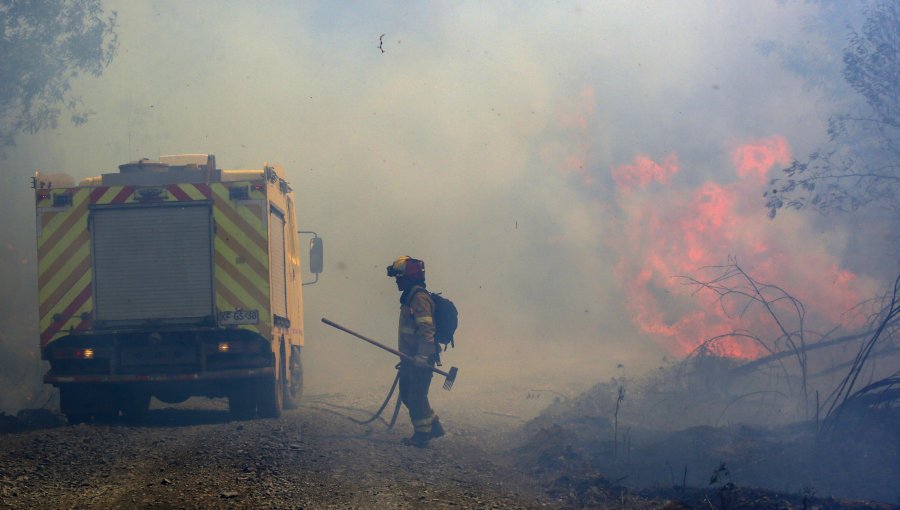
32 154 323 423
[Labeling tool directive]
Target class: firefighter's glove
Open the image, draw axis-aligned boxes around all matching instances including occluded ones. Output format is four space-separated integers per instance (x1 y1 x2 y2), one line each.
412 354 431 369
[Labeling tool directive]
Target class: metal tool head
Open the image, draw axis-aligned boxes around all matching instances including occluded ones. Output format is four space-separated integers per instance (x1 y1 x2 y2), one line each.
442 366 458 391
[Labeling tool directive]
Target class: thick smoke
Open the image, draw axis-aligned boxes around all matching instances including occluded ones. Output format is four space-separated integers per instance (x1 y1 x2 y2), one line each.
0 1 891 409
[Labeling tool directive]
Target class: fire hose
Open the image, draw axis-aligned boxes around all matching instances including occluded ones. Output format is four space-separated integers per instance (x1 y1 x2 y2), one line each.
319 317 459 429
346 368 403 429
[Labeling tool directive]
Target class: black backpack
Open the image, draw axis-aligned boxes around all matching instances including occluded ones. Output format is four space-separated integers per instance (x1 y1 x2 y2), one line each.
413 288 459 349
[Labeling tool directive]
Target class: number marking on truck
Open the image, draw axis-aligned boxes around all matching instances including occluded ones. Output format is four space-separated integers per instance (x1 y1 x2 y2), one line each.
219 309 260 325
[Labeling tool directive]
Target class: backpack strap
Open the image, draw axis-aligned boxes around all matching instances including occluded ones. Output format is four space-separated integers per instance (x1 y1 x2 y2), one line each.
407 286 430 303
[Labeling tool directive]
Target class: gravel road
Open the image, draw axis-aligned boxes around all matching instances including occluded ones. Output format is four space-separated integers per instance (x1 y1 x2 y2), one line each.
0 393 560 510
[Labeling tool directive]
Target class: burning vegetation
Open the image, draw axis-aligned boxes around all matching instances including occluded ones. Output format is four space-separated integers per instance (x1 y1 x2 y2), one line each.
610 137 878 360
517 265 900 507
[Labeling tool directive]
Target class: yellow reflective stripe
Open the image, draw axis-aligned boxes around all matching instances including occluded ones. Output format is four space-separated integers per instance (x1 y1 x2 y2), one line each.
242 203 264 224
211 185 267 246
213 204 268 270
92 185 124 205
214 238 269 297
415 316 433 325
38 188 88 242
38 227 89 291
39 271 91 331
37 210 59 232
38 222 87 276
215 281 263 337
399 327 415 334
215 256 269 315
215 288 238 311
91 186 117 204
413 416 433 432
39 253 90 318
180 183 208 201
45 294 93 343
41 242 89 298
37 192 88 268
235 199 266 233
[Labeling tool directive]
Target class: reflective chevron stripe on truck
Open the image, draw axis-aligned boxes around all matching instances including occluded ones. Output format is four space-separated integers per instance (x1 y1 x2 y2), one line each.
36 181 273 347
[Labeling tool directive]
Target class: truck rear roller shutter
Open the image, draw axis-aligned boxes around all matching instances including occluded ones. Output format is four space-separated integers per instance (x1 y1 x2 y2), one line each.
92 204 214 326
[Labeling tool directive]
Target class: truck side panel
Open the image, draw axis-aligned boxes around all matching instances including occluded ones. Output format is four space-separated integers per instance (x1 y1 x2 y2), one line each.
263 166 304 349
285 195 304 347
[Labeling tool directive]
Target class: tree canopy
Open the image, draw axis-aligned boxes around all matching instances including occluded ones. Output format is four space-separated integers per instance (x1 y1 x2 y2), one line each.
766 1 900 217
0 0 118 156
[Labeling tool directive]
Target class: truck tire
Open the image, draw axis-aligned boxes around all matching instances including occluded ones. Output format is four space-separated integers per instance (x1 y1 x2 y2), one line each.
60 384 116 424
229 386 257 420
118 388 151 423
154 390 190 404
60 385 88 424
66 413 90 425
257 375 283 419
283 344 303 409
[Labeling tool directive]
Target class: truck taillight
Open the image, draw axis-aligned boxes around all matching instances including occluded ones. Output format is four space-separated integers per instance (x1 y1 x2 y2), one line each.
52 348 96 359
252 182 265 192
208 340 261 354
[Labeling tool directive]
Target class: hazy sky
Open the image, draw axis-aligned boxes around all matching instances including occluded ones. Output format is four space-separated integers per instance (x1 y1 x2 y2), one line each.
2 1 891 402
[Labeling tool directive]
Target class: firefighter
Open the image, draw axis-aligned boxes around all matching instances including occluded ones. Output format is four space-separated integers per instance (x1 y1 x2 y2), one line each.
387 256 445 448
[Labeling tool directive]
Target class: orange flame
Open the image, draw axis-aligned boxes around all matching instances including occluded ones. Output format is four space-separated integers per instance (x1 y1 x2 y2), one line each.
611 136 874 359
612 153 680 191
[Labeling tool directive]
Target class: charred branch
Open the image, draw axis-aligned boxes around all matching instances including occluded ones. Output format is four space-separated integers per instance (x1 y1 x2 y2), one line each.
822 273 900 428
679 257 811 413
732 318 899 376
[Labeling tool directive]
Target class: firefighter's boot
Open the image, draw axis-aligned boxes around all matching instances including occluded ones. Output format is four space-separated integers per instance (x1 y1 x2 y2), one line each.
430 417 445 439
402 432 430 448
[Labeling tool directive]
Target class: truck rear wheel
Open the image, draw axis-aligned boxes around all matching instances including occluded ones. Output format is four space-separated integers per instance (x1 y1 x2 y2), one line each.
60 384 116 424
258 375 283 419
66 413 91 425
118 388 151 423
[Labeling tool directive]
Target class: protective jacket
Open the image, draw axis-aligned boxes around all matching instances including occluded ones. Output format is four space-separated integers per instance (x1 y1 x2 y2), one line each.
398 285 437 358
397 283 438 439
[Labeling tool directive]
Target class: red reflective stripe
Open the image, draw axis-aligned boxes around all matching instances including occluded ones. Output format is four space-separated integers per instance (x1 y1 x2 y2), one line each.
44 366 275 384
193 183 212 199
90 186 110 203
110 186 134 203
40 284 92 345
166 184 192 201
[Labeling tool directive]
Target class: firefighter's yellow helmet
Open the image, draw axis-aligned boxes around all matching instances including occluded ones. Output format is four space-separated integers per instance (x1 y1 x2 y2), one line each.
386 256 425 279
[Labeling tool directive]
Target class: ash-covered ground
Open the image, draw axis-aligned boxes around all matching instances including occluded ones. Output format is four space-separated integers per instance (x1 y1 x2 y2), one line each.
517 354 900 508
2 350 898 509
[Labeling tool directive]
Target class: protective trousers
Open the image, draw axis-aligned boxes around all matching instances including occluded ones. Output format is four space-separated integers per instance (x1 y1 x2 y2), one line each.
398 363 435 434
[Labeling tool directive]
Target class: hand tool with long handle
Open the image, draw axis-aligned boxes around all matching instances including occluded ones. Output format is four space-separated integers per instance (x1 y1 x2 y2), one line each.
321 317 458 390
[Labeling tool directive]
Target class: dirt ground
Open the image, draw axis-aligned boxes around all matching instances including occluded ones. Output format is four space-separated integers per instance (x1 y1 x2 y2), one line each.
2 351 897 509
0 351 594 510
0 394 557 510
